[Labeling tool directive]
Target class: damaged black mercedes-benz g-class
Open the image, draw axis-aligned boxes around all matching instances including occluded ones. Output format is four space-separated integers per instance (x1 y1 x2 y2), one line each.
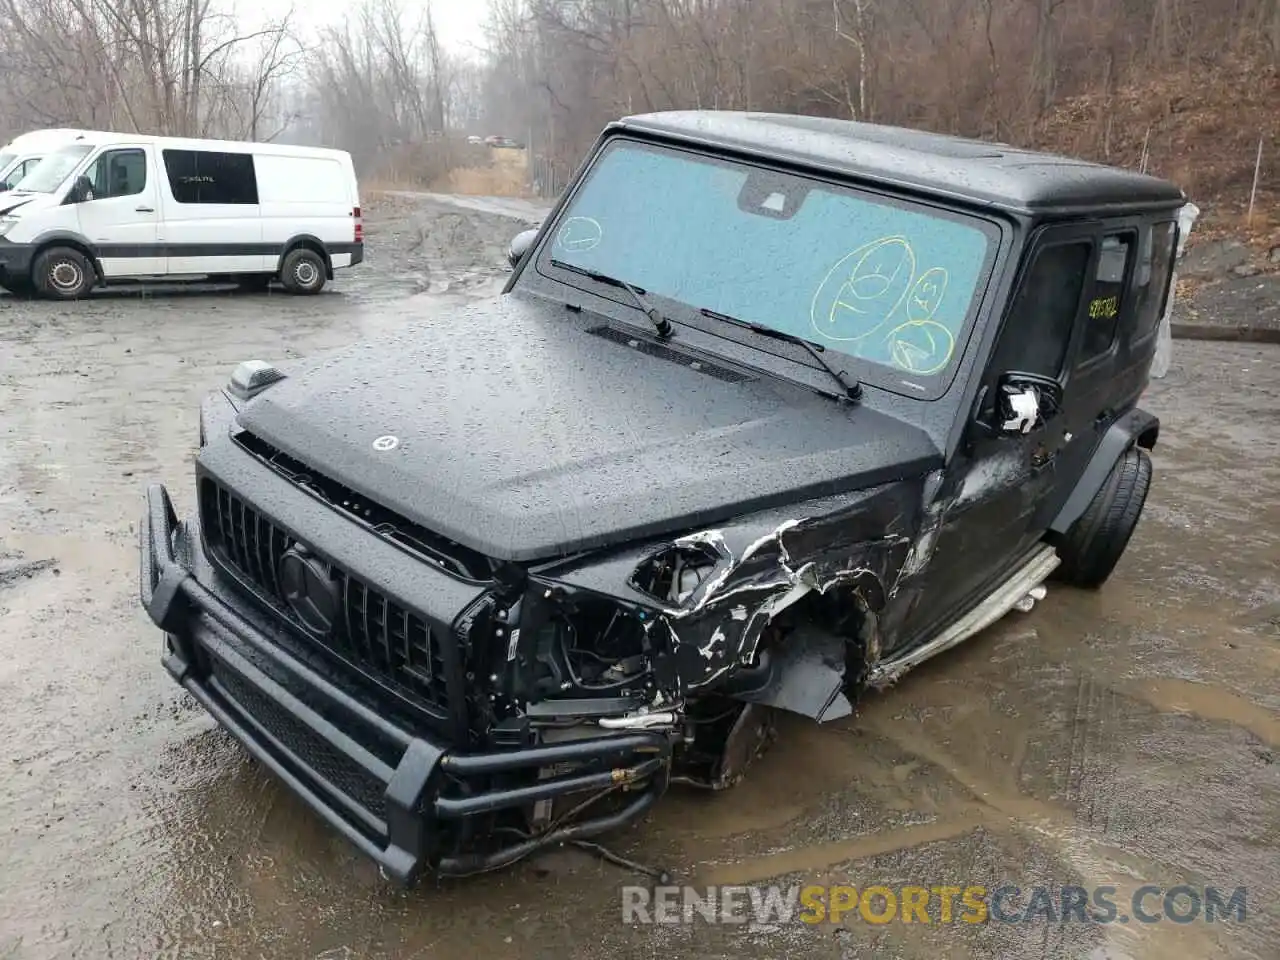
140 111 1186 883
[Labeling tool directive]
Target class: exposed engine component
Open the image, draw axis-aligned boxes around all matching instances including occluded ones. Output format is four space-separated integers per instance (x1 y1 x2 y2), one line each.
671 699 778 790
630 541 720 605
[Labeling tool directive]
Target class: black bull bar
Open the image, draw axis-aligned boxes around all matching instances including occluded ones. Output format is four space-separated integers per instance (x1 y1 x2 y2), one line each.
139 483 670 883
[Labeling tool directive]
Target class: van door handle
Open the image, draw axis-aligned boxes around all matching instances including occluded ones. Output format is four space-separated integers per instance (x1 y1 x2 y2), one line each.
135 205 154 213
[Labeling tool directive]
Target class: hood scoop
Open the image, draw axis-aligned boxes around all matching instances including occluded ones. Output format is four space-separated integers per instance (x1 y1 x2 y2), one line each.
587 324 756 384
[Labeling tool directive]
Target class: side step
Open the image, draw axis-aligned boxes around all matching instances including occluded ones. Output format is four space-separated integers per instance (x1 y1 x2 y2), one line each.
867 545 1060 687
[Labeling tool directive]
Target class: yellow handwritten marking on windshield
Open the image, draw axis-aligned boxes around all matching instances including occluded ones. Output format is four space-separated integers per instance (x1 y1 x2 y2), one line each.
810 237 916 343
556 216 603 252
1089 295 1119 320
885 320 954 375
905 267 949 322
812 243 959 375
883 267 956 375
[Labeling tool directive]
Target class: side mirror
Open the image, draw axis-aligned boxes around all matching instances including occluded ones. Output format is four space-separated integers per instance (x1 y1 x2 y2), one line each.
507 228 538 269
974 372 1064 438
66 175 94 204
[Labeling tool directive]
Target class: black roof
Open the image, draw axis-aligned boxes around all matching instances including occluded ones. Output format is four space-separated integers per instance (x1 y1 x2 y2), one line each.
615 111 1185 215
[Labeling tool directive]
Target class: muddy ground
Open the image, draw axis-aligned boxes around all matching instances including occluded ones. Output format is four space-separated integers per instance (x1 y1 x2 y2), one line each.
1 195 1278 960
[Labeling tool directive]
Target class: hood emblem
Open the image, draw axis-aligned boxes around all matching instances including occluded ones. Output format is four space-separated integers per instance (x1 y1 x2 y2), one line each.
372 434 399 451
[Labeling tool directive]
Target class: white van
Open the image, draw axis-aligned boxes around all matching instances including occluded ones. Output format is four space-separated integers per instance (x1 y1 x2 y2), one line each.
0 128 101 192
0 133 363 298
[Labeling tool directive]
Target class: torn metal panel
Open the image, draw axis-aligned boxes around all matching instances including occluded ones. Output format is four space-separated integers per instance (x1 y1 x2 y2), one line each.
516 480 929 716
732 623 854 722
629 483 922 697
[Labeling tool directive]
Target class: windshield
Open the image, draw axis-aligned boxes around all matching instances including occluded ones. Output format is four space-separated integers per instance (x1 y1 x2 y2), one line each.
543 140 998 390
15 144 93 193
0 152 15 174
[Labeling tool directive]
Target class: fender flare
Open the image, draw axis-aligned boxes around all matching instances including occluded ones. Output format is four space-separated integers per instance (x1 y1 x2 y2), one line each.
276 235 332 277
29 230 105 280
1049 407 1159 536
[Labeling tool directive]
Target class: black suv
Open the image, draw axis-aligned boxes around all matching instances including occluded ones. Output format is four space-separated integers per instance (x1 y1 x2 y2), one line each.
140 111 1185 883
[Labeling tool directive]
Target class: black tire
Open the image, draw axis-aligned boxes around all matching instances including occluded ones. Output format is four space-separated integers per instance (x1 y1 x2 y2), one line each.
1056 446 1153 589
32 246 95 300
279 248 326 295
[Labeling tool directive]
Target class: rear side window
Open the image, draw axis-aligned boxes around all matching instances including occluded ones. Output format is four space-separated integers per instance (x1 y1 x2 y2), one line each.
1131 221 1178 341
163 149 258 204
1081 234 1133 359
991 241 1091 377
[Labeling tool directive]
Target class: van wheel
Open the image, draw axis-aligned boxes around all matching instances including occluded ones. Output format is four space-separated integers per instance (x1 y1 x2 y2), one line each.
1055 446 1153 589
280 249 326 295
33 247 95 300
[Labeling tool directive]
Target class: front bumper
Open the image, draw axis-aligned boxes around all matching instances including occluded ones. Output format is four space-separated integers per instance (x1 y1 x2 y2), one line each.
0 238 34 281
140 483 670 883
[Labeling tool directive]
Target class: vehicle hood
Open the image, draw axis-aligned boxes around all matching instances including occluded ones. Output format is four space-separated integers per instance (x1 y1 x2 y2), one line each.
0 192 50 216
234 294 942 561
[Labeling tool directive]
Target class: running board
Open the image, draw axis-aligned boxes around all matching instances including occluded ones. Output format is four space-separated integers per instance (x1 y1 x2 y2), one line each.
867 545 1060 687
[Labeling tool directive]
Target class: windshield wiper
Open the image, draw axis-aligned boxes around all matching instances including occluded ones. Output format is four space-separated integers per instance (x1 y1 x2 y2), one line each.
701 308 863 403
551 259 674 340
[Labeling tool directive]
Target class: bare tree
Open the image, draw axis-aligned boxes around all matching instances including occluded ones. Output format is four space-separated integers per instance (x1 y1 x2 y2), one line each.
0 0 299 139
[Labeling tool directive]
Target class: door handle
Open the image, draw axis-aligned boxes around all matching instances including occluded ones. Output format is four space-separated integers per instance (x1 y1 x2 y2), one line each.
135 205 154 213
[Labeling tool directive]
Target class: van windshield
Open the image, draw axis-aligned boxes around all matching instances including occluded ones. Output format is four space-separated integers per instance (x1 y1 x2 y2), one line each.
15 144 93 193
0 152 15 173
543 140 997 389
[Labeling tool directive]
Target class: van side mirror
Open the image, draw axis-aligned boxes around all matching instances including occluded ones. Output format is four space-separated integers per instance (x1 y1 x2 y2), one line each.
65 175 94 204
973 372 1064 438
507 228 538 269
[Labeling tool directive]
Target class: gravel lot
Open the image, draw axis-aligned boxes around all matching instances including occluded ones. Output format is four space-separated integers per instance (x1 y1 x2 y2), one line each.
1 196 1278 960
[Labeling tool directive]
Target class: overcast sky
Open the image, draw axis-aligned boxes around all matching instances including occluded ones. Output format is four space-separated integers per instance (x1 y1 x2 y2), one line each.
243 0 493 56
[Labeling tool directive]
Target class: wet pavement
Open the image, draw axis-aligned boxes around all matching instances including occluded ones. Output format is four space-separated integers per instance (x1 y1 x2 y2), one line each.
1 198 1278 959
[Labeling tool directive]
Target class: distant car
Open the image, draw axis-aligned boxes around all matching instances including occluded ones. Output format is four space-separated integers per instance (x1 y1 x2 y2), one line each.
140 110 1186 886
466 136 483 145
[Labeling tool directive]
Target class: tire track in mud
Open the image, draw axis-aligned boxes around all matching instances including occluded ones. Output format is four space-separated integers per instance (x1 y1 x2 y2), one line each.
851 713 1231 960
1062 676 1121 837
686 659 1267 960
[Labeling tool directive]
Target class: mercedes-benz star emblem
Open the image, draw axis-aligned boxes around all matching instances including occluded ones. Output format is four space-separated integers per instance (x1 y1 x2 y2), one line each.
278 545 340 637
372 434 399 451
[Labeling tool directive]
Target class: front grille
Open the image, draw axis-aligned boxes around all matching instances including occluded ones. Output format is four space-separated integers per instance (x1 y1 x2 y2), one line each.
213 665 388 820
200 478 450 712
233 430 494 583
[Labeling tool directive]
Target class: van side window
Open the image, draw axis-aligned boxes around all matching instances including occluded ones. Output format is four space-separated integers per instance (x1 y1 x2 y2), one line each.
163 150 259 205
88 149 147 199
1080 234 1133 359
1130 221 1178 342
990 241 1091 378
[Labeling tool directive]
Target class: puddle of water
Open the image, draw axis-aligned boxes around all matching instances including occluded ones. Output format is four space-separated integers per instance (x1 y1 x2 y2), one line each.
1120 678 1280 748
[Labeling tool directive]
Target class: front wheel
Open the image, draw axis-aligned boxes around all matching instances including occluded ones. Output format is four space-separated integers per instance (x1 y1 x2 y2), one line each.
1055 446 1153 588
32 246 95 300
279 248 327 295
